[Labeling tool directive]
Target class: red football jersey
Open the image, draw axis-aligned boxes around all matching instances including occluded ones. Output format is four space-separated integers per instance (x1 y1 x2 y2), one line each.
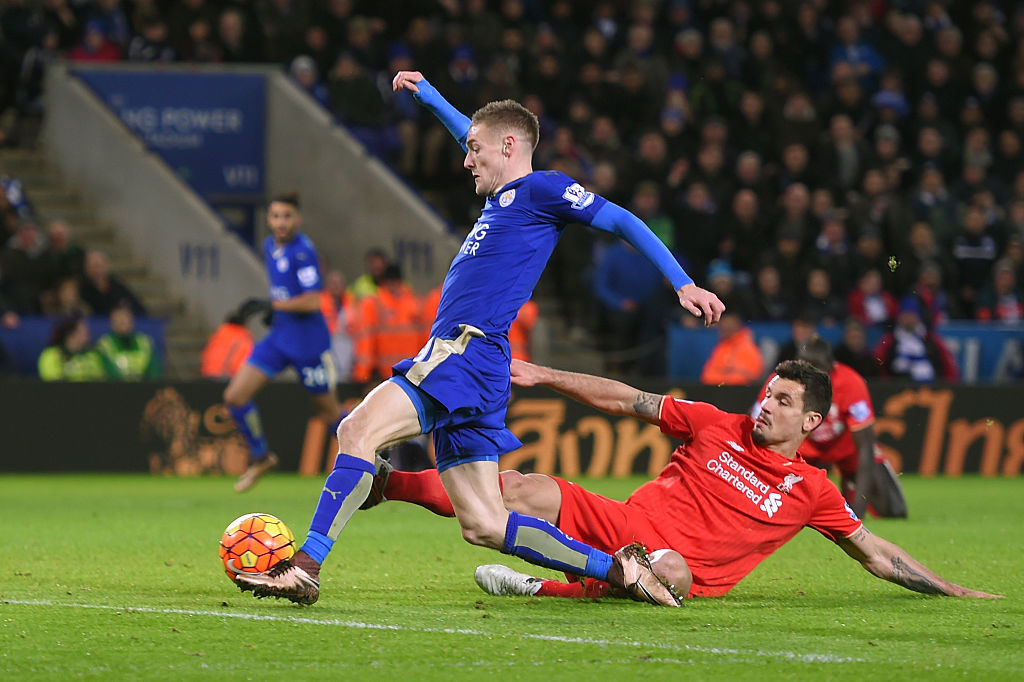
626 397 864 597
756 362 875 466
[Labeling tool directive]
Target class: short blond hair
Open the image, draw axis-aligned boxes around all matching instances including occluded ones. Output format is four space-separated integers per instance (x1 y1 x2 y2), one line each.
471 99 539 150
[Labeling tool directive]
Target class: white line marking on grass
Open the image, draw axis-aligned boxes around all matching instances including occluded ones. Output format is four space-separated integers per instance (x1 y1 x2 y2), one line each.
3 599 863 664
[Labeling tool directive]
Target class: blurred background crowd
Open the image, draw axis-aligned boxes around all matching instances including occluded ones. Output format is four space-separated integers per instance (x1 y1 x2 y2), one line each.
0 0 1022 381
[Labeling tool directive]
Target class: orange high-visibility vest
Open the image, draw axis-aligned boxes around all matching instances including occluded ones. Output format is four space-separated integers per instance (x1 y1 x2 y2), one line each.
320 290 355 336
509 299 538 361
351 284 424 383
200 323 253 378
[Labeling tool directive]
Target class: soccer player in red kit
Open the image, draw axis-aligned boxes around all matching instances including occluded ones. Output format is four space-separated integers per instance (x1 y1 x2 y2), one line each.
754 335 907 518
365 359 998 602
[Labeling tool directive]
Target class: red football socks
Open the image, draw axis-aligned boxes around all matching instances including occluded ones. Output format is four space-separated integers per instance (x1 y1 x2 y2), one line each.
536 578 612 599
384 469 455 517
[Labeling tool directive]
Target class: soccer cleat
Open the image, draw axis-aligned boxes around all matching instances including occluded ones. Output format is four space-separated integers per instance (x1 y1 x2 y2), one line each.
613 543 682 607
234 452 279 493
234 553 321 605
359 453 394 510
474 564 544 597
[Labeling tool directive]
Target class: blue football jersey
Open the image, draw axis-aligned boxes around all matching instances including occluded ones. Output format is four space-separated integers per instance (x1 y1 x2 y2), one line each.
431 171 606 344
263 233 329 344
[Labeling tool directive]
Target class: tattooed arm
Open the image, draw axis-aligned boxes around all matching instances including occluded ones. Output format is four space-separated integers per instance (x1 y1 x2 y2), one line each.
509 359 664 424
837 526 1001 598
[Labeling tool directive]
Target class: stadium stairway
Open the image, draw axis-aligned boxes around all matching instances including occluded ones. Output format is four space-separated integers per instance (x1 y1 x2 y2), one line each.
0 147 209 379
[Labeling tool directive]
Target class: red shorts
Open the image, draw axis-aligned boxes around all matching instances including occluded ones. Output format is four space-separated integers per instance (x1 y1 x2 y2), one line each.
553 477 671 556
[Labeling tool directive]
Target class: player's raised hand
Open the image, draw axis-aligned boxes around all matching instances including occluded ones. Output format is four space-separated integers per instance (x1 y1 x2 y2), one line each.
510 359 547 387
393 70 425 93
677 283 725 327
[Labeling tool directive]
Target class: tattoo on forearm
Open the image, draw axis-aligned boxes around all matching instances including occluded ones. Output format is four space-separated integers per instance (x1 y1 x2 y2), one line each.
633 392 661 419
890 556 944 594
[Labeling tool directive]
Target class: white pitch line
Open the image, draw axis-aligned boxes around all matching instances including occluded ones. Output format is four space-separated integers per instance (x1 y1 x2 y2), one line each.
2 598 863 664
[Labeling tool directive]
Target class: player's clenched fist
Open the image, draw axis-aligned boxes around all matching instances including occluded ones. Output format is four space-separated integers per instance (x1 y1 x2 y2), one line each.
393 70 425 93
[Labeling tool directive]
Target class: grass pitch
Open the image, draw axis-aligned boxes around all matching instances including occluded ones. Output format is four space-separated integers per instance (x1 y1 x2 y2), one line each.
1 474 1021 680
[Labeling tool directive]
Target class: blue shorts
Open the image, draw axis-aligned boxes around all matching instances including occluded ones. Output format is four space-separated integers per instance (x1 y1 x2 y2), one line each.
247 329 335 395
391 324 522 472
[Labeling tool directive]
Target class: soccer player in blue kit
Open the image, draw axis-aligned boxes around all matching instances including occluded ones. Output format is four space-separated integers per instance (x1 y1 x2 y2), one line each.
225 192 343 492
235 71 725 606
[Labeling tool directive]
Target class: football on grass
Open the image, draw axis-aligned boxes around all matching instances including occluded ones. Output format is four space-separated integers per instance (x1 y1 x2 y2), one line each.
219 512 296 580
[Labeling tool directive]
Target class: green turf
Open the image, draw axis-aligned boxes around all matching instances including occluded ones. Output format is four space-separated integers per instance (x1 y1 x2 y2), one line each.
1 474 1021 680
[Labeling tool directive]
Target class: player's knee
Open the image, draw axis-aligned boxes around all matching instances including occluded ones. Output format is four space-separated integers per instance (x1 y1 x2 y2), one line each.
335 411 371 453
457 517 505 549
649 549 692 598
498 470 527 504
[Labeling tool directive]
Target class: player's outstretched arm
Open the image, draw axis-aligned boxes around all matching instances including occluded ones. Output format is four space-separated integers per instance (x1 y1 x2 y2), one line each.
838 526 1002 598
392 70 471 152
588 202 724 326
510 359 662 424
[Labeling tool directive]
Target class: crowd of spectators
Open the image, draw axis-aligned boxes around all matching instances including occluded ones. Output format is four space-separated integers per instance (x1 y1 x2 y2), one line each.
2 0 1023 378
0 172 154 378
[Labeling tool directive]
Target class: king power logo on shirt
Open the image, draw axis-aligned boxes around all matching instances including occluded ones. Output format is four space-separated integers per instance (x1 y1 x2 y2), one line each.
459 222 489 256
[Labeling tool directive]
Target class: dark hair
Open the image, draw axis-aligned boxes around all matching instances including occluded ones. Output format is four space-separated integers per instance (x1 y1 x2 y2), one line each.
796 334 834 372
48 313 84 347
269 191 301 209
774 359 832 417
471 99 540 150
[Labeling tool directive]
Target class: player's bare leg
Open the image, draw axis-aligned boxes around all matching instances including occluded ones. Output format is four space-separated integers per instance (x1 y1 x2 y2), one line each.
235 380 421 603
224 364 276 492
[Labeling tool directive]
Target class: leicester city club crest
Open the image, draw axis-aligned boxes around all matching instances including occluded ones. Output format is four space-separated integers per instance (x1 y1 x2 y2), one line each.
499 189 516 207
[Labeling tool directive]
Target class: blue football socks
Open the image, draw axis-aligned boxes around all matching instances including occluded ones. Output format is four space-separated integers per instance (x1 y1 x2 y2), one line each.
300 453 375 564
502 510 613 580
228 402 269 459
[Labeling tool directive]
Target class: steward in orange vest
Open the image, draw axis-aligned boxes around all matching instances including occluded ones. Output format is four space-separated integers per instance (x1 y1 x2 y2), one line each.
351 264 424 383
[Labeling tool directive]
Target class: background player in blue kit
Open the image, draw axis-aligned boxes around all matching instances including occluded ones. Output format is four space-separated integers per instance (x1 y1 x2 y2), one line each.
235 71 725 606
225 192 343 492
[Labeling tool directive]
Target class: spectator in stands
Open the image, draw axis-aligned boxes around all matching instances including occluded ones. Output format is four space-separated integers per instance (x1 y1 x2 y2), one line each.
69 20 122 62
748 263 794 322
80 250 146 316
802 267 847 326
320 269 354 383
909 167 960 247
976 259 1024 324
127 16 177 63
0 266 19 329
630 180 675 253
829 15 885 92
592 240 668 374
848 268 898 326
217 6 262 63
96 301 160 380
38 314 111 381
874 295 959 382
0 221 45 313
351 263 422 385
834 317 878 378
897 221 958 297
38 219 85 308
702 259 752 321
700 312 764 386
914 261 959 327
347 248 388 300
815 113 872 199
952 204 1001 318
200 301 257 380
775 310 818 364
46 276 90 316
289 55 328 108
